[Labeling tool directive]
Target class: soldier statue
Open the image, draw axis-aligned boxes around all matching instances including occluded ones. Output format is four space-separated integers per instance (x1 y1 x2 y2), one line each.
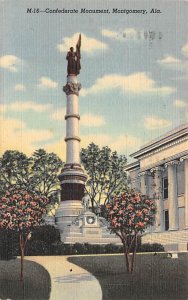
82 193 90 211
66 34 81 75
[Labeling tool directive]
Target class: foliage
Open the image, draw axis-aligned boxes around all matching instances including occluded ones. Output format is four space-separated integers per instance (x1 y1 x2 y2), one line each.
0 189 49 280
140 243 164 252
105 191 156 272
0 228 19 260
30 225 61 244
30 149 63 198
81 143 127 212
0 149 63 201
0 150 30 196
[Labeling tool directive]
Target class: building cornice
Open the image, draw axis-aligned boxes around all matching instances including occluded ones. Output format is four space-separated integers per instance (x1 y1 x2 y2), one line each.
139 150 188 172
125 161 140 171
130 124 188 160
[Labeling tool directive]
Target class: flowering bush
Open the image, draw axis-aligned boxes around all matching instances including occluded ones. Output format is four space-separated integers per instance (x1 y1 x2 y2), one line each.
105 191 156 272
0 190 48 231
0 189 49 280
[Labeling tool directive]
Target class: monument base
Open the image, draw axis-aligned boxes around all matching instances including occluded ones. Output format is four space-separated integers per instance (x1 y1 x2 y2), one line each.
55 200 84 231
59 211 121 245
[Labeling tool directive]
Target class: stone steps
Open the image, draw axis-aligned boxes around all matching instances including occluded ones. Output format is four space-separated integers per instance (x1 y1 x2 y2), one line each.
142 230 188 251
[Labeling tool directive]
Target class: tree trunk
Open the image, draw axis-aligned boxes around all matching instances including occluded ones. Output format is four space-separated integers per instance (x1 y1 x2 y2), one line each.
19 233 28 281
130 235 137 273
19 234 24 281
123 235 138 273
123 241 131 273
20 247 24 281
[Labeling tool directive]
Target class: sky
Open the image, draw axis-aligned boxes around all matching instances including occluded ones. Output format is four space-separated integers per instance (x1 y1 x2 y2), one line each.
0 0 188 163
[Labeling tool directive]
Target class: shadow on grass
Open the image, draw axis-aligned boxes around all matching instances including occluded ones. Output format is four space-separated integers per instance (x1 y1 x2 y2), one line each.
69 253 188 300
0 258 51 300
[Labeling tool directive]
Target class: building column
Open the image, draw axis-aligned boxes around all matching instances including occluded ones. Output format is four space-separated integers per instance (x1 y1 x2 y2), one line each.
139 171 150 196
151 166 164 232
180 155 188 229
165 160 179 231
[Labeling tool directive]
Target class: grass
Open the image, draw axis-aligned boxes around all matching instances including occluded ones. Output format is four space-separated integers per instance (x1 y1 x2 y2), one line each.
0 258 51 300
69 253 188 300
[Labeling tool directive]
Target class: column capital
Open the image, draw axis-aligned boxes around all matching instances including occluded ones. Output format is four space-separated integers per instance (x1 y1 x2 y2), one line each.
164 160 179 168
180 155 188 162
150 166 164 173
138 170 151 177
63 82 82 96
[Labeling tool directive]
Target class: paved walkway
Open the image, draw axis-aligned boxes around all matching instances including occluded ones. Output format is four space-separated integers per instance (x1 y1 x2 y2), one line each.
26 256 102 300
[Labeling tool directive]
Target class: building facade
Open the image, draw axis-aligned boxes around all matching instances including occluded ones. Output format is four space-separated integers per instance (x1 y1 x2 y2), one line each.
125 123 188 250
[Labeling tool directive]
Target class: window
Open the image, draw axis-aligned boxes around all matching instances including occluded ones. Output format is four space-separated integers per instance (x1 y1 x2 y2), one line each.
164 210 169 231
163 177 168 199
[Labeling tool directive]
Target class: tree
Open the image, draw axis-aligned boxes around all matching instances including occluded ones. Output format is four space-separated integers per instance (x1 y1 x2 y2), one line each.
0 150 30 196
0 189 49 280
105 191 156 273
0 149 63 202
81 143 127 212
30 149 63 199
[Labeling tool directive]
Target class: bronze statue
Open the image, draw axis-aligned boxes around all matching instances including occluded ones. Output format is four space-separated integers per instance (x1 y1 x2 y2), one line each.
66 34 81 75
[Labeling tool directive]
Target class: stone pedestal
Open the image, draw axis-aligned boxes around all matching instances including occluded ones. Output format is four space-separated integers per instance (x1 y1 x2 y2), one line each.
60 211 121 245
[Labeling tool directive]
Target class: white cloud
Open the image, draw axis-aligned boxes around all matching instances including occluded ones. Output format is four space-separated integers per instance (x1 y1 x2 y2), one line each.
0 55 21 72
101 28 138 41
0 101 52 115
0 104 6 114
9 101 52 112
57 32 108 53
38 77 58 89
144 116 172 130
110 134 142 153
174 99 188 108
45 132 141 160
157 56 181 64
14 84 26 91
81 133 142 154
182 43 188 57
101 29 119 39
0 117 53 155
122 28 138 39
80 73 175 97
81 113 105 127
51 108 66 121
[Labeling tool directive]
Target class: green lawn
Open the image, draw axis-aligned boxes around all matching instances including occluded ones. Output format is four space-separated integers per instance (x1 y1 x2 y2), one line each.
0 258 51 300
69 253 188 300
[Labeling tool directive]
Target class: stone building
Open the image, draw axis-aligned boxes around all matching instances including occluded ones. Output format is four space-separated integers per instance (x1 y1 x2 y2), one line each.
125 123 188 251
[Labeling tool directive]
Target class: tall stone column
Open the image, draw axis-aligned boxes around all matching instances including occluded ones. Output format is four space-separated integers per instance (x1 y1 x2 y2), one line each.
151 166 164 232
139 171 150 196
165 160 179 231
55 75 87 231
180 155 188 229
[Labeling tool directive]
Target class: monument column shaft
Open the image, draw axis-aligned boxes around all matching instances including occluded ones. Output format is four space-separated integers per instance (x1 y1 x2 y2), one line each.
65 75 80 164
56 73 87 232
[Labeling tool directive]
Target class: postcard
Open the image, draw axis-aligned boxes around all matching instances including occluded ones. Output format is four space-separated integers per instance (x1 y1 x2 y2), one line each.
0 0 187 299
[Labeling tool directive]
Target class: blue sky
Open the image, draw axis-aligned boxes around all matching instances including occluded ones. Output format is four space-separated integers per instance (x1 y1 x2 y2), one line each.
0 0 187 162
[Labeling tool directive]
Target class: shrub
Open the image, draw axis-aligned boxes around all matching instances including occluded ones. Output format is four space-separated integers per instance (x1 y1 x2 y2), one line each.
0 229 19 260
31 225 61 244
25 240 51 256
139 243 164 252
